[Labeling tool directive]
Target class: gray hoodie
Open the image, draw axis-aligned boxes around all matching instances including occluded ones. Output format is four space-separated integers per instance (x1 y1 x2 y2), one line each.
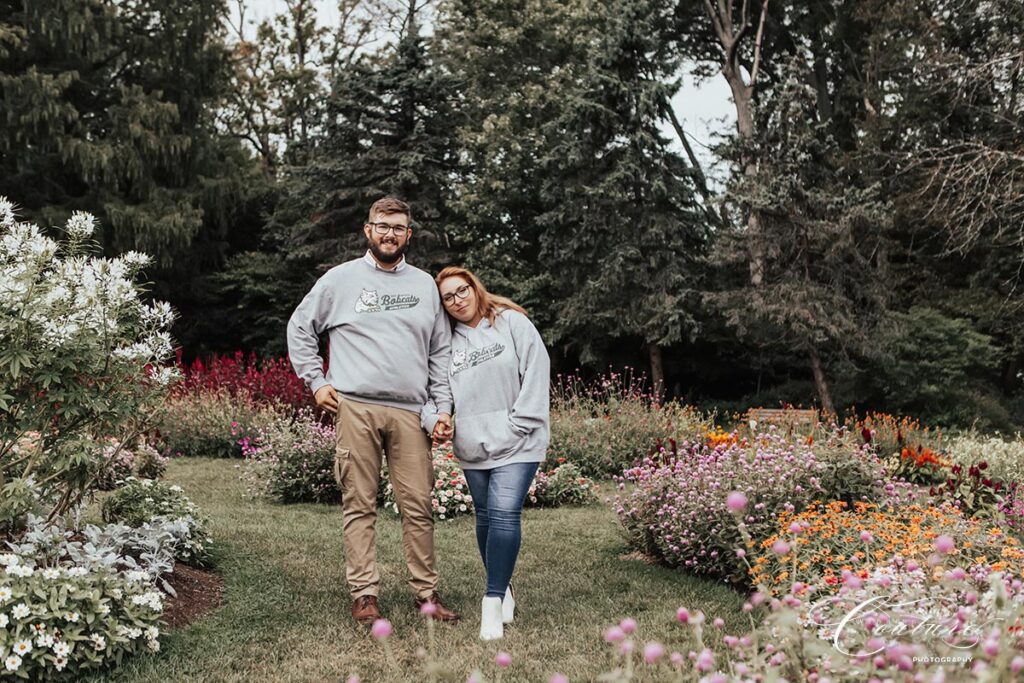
287 252 453 420
423 309 550 469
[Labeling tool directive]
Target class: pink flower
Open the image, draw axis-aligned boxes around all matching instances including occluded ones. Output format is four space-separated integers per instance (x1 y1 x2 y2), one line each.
621 640 635 655
495 652 512 668
347 677 361 683
548 675 569 683
713 617 724 629
604 626 625 643
675 607 690 623
619 617 637 634
643 642 664 664
788 522 802 534
670 652 684 666
695 648 715 672
772 540 791 556
370 619 392 639
420 601 437 616
726 491 747 512
1011 656 1024 673
860 530 873 543
935 535 955 554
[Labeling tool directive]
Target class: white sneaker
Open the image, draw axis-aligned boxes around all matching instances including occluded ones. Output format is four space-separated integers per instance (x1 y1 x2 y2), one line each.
480 597 504 640
502 584 515 624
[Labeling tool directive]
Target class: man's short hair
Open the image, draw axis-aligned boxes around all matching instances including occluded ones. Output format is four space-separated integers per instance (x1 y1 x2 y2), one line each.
368 197 411 223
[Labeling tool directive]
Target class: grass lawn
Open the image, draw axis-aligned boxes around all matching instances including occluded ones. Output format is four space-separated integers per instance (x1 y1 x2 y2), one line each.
89 457 746 682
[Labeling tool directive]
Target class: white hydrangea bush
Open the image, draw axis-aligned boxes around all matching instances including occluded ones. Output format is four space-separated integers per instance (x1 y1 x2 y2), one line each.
0 197 180 527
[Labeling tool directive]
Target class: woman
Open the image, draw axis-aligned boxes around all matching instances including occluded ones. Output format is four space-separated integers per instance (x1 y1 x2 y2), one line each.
421 266 550 641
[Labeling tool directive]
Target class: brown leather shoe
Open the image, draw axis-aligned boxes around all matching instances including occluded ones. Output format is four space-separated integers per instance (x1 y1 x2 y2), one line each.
352 595 381 625
414 592 460 623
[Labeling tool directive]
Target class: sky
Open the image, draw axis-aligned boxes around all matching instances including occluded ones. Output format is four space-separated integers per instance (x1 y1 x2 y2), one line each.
239 0 736 181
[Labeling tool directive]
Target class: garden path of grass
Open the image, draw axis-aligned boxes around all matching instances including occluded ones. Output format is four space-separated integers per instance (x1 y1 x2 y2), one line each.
90 458 746 682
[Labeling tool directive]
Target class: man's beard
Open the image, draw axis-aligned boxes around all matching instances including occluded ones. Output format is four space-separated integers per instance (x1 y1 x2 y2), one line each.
369 238 408 264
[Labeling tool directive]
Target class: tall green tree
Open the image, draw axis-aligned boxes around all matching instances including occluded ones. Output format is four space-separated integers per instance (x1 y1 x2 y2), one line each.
706 61 892 414
536 0 708 390
0 0 264 353
218 0 461 354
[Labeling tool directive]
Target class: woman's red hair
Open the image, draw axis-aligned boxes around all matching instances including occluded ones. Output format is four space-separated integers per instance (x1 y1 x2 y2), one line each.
436 266 527 327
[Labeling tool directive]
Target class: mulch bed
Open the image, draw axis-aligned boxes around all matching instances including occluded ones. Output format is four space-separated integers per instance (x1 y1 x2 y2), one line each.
160 562 225 629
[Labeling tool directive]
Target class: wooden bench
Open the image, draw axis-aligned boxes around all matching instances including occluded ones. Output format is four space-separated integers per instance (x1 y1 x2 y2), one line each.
746 408 819 432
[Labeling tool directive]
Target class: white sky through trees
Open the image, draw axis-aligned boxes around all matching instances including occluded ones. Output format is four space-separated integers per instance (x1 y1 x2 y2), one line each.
239 0 735 184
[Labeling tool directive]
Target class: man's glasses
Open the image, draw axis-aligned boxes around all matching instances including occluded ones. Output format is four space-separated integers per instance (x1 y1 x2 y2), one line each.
442 285 472 306
369 222 409 237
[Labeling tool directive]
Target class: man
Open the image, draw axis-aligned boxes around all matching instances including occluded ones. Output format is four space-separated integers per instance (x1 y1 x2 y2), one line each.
287 197 459 625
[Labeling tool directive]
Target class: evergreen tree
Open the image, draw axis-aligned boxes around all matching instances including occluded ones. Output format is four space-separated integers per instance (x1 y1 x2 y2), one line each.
218 0 460 355
706 61 892 414
0 0 264 354
536 0 708 390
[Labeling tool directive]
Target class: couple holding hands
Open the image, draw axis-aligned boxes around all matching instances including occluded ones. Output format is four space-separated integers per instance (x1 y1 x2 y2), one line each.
287 197 550 641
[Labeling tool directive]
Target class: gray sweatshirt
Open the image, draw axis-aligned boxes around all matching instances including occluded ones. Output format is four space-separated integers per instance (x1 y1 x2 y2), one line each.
287 252 453 421
422 309 550 469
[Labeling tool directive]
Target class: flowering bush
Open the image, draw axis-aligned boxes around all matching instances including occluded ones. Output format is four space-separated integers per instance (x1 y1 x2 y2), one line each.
851 412 942 458
382 442 473 521
945 430 1024 487
0 198 178 528
613 429 886 585
526 462 599 508
240 409 339 504
153 389 281 458
101 479 212 566
94 439 169 491
549 370 712 477
749 500 1024 596
173 350 313 414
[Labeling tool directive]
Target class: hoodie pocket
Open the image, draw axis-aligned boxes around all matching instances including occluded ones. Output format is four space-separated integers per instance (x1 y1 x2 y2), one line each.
454 410 527 463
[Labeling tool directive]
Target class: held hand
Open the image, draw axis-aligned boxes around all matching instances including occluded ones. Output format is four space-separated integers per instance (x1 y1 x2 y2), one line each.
314 385 339 414
432 413 453 444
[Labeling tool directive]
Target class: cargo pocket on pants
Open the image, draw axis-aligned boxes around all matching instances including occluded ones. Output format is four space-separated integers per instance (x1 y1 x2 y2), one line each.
334 447 351 488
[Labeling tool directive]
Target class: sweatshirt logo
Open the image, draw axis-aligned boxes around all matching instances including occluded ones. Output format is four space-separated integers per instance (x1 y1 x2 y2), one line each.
354 288 420 313
452 343 505 374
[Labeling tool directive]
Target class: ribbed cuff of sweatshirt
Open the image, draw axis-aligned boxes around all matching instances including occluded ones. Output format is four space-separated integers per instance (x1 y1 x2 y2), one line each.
309 376 329 395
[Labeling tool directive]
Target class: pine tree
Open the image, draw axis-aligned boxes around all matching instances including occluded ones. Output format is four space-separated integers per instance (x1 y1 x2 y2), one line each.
536 0 708 391
705 60 892 414
217 0 461 354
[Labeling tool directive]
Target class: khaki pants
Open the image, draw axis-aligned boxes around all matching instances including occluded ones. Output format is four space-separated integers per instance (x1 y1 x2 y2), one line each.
334 398 436 600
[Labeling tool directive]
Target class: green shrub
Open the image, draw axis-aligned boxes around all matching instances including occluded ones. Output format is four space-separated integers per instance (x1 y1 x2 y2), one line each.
101 479 212 566
527 463 599 507
549 371 712 477
239 409 339 504
154 389 281 458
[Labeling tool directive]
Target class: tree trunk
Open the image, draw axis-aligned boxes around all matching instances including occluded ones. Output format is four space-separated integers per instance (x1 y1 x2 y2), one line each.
648 343 665 402
808 347 834 416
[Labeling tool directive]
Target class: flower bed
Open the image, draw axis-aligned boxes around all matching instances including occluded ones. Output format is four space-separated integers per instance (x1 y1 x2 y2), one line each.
613 429 884 585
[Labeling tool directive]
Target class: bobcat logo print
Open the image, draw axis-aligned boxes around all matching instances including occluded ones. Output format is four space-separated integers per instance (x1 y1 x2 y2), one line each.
354 289 379 313
354 288 420 313
451 343 504 375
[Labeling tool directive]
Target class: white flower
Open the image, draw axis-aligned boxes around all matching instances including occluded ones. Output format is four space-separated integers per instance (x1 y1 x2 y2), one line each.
4 655 20 672
35 633 54 648
12 639 31 655
170 485 183 493
66 211 96 238
54 655 67 671
121 251 152 269
52 641 70 657
0 613 7 627
11 603 30 619
90 633 106 651
147 638 160 652
64 611 79 623
146 625 159 640
0 197 15 226
41 568 60 580
97 602 110 616
64 567 88 578
129 627 142 639
0 587 12 602
0 554 19 567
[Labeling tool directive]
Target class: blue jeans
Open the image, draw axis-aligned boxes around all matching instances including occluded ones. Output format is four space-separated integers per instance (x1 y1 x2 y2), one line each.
462 462 538 598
